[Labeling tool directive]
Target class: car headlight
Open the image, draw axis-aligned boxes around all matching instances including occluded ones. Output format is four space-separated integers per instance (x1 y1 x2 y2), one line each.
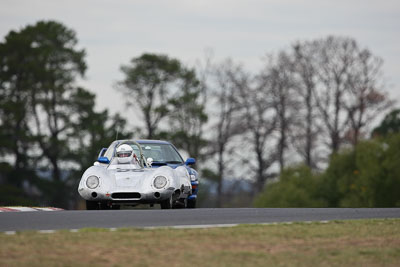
86 175 99 189
190 174 197 181
153 176 167 189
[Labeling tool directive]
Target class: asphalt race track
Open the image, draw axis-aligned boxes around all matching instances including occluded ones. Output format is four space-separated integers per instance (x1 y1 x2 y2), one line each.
1 208 399 232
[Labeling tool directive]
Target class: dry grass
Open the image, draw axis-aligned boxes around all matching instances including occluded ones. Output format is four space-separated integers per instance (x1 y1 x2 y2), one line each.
1 219 399 267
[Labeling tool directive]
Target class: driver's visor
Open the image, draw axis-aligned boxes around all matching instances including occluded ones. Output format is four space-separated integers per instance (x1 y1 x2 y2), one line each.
117 152 132 158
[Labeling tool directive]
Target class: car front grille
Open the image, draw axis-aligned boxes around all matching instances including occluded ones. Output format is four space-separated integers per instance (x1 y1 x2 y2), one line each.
111 192 141 199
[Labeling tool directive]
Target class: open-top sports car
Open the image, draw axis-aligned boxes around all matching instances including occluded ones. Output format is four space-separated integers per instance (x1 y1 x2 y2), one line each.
78 140 199 210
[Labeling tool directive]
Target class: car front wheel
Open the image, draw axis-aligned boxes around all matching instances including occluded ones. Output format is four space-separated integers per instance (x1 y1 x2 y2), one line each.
160 195 173 209
187 199 196 209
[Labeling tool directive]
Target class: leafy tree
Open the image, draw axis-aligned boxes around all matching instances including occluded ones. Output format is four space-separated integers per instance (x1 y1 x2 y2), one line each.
321 134 400 207
255 135 400 208
254 165 325 207
0 20 128 208
0 20 87 207
371 109 400 137
118 53 183 139
22 21 87 208
0 24 39 185
0 162 39 206
68 88 132 170
67 88 133 208
318 149 357 207
118 53 209 166
163 68 208 161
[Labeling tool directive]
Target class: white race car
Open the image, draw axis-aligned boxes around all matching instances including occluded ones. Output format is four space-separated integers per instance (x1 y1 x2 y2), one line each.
78 140 198 210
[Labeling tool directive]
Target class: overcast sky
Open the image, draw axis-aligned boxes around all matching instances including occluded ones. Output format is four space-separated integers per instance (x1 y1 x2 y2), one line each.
1 0 399 116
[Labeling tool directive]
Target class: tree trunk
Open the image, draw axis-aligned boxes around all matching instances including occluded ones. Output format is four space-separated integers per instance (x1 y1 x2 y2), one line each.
216 149 224 208
305 88 313 167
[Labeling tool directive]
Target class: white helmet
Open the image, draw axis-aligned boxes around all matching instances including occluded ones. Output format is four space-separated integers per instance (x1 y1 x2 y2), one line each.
116 144 133 164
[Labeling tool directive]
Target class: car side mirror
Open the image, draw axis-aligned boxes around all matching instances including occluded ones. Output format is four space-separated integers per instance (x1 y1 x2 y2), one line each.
97 156 110 164
185 158 196 166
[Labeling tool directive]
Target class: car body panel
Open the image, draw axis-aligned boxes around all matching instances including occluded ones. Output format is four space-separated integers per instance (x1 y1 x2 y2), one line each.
78 140 199 208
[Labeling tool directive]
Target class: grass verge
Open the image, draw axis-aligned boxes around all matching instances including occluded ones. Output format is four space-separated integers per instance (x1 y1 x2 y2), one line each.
1 219 399 266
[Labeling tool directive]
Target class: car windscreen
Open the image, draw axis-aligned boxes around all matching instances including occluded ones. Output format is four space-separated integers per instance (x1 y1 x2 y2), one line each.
138 143 184 164
104 141 118 160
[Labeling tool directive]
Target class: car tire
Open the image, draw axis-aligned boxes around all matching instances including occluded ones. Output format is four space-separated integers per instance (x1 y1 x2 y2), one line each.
173 198 187 209
99 202 111 210
160 195 173 209
86 200 98 210
187 199 196 209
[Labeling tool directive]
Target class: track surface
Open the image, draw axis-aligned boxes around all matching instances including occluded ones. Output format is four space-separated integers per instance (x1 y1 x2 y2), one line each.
1 208 399 231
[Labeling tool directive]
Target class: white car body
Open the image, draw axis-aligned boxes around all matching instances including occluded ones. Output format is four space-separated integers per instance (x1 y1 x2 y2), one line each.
78 140 192 209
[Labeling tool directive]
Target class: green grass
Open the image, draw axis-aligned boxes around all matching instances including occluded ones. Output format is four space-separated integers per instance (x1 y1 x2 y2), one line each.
1 219 399 267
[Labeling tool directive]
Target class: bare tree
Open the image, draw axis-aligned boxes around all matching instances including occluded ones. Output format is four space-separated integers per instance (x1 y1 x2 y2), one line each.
309 36 391 154
259 52 298 172
290 42 322 168
312 36 360 154
207 59 243 207
235 67 277 195
344 49 392 145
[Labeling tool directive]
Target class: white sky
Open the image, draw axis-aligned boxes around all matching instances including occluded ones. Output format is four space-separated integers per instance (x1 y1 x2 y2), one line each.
1 0 400 117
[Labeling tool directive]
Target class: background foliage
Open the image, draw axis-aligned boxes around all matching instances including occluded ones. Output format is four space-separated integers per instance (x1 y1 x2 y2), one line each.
255 133 400 208
0 20 398 208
